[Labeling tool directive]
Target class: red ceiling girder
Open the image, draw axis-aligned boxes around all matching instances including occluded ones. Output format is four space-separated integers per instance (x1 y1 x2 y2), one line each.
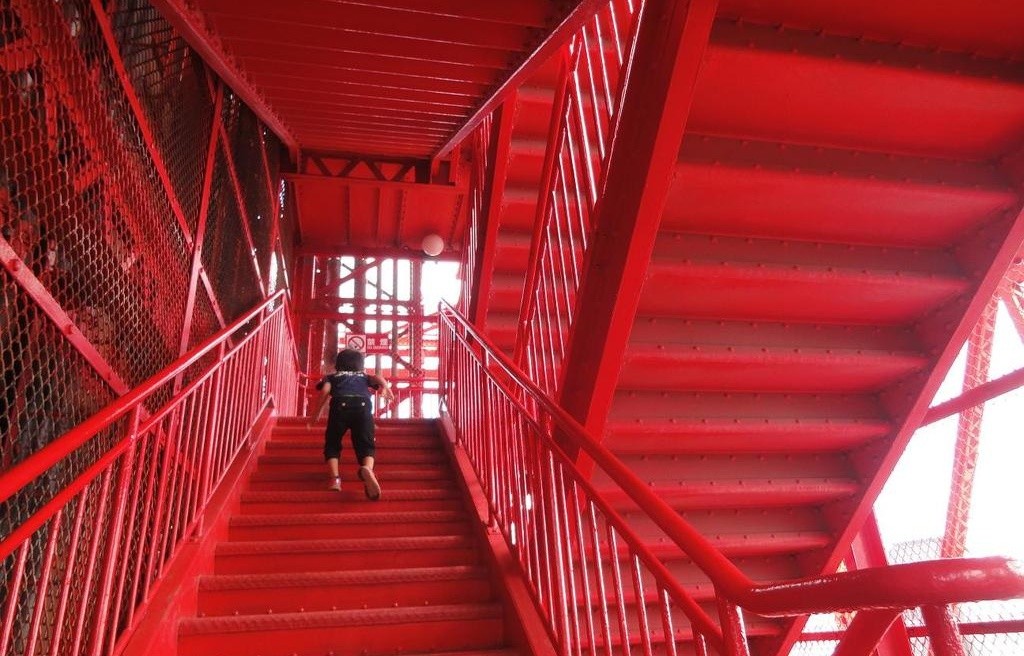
152 0 595 160
148 0 300 159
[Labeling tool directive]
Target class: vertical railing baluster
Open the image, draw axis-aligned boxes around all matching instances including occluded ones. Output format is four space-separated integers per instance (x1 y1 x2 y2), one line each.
555 466 584 656
716 591 751 656
631 553 654 656
659 587 679 656
48 492 89 656
89 406 141 655
0 542 30 656
607 527 633 656
571 480 599 656
71 470 114 656
24 510 63 656
588 501 615 656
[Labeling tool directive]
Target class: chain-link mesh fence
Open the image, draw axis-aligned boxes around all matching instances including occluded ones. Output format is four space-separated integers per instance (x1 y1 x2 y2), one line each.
1 0 295 652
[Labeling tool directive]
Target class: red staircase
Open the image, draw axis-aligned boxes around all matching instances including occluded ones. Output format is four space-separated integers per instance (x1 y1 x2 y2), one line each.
176 418 518 656
592 9 1024 652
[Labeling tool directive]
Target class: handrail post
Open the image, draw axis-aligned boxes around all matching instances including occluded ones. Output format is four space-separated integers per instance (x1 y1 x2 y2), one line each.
481 349 496 528
922 604 967 656
716 590 751 656
196 341 228 535
88 406 142 655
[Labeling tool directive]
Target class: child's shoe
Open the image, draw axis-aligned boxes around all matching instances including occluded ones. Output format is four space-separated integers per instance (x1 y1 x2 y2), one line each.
358 466 381 500
328 476 341 491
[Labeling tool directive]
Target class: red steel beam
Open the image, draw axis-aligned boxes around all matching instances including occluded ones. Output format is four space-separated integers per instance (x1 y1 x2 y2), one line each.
179 80 226 357
435 0 606 158
558 0 720 437
804 618 1024 642
89 0 195 246
0 237 130 395
470 97 516 326
942 300 997 559
148 0 300 161
832 609 903 656
922 365 1024 426
216 122 268 298
284 173 464 194
295 244 461 261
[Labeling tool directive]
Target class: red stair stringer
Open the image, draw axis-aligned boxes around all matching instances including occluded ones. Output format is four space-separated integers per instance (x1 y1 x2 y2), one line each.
439 412 560 656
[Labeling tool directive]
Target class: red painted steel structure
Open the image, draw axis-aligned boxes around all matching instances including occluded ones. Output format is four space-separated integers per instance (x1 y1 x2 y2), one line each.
0 292 299 656
439 303 1024 656
3 0 1024 655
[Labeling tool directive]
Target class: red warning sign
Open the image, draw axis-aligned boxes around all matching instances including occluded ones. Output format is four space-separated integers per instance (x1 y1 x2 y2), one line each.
345 334 366 351
365 334 392 354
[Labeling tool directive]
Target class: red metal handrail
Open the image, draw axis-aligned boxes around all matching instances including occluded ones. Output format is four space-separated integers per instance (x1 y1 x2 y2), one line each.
0 291 300 656
515 0 641 392
0 290 295 505
441 304 726 655
440 303 1024 653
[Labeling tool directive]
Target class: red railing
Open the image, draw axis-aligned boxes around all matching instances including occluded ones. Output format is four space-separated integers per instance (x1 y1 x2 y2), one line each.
439 303 1024 656
442 304 725 655
0 291 299 656
461 112 496 318
515 0 641 393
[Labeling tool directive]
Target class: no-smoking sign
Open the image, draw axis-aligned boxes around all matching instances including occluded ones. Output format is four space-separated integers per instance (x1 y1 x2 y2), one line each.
345 334 366 351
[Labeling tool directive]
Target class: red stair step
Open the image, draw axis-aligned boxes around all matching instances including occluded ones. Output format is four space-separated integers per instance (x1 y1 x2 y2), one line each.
620 342 928 394
605 417 891 454
599 478 860 511
267 434 439 450
214 535 479 574
247 467 452 491
239 489 462 514
641 233 970 324
264 440 440 454
228 510 470 541
197 565 492 616
178 603 505 656
258 450 444 467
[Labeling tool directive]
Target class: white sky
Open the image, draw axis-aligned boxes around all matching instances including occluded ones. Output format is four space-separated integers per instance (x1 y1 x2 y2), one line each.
876 300 1024 560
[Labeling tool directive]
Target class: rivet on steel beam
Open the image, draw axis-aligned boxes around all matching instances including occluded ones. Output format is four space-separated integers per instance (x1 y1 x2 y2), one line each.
9 259 19 271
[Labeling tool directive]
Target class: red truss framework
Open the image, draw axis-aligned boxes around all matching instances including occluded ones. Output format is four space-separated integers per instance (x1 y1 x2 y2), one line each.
295 253 447 419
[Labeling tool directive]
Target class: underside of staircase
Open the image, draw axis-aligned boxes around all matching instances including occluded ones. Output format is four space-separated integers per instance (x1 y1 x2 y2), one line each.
472 3 1024 655
174 418 524 656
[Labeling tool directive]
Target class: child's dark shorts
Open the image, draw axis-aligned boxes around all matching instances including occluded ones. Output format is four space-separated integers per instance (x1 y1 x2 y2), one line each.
323 396 376 463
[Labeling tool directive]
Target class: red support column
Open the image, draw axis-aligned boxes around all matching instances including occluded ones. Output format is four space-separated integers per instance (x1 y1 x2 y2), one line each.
941 299 997 559
557 0 719 437
922 605 967 656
